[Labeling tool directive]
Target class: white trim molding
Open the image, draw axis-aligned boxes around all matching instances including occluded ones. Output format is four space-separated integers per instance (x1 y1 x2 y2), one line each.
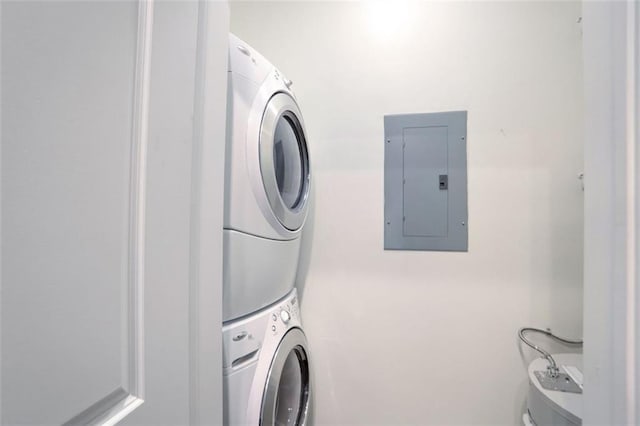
583 1 639 424
127 0 153 402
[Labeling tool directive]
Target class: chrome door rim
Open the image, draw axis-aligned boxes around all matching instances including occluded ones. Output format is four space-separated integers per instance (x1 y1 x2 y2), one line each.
261 328 311 426
259 93 310 231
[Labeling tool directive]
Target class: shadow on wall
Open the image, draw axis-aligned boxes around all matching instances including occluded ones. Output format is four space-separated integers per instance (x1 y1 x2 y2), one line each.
547 172 584 333
295 180 316 304
520 170 584 363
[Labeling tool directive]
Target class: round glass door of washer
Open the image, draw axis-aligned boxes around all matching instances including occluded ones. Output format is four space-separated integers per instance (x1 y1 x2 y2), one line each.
260 93 310 231
261 329 311 426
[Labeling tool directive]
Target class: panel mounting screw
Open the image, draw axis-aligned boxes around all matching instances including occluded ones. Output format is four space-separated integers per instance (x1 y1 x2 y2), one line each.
461 136 465 141
386 139 390 143
462 222 466 226
386 221 391 225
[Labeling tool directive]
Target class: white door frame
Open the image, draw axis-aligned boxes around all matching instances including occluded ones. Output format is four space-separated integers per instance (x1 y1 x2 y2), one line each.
583 1 639 424
188 1 228 423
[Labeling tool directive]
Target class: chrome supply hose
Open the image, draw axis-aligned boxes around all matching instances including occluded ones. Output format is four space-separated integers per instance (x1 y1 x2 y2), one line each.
518 327 583 378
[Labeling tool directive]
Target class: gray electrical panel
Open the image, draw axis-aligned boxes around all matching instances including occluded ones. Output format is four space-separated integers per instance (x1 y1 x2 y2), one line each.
384 111 468 251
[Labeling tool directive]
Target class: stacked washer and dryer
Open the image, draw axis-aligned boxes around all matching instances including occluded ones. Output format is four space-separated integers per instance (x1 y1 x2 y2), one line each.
222 34 313 426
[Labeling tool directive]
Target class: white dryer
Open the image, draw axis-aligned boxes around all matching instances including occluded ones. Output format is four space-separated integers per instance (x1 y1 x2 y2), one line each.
223 289 312 426
224 33 311 322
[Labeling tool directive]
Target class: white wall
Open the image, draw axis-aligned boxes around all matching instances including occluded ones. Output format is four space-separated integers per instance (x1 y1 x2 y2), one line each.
231 2 584 424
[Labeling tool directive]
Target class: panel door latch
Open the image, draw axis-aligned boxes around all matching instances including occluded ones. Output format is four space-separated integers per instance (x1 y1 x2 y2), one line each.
439 174 448 190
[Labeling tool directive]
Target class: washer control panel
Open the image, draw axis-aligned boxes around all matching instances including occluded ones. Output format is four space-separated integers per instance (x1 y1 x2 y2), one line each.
268 290 300 336
223 289 302 371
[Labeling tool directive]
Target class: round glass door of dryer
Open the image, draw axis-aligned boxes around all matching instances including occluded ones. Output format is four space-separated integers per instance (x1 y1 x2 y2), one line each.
260 93 310 231
261 328 311 426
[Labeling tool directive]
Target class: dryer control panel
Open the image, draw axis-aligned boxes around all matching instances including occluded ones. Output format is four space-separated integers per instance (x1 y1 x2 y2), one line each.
228 33 271 85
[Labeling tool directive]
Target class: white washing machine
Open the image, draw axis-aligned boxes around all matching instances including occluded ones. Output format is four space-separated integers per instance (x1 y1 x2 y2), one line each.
224 33 311 322
223 289 312 426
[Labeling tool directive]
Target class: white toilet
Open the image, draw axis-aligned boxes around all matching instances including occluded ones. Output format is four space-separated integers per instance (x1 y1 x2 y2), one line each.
525 353 582 425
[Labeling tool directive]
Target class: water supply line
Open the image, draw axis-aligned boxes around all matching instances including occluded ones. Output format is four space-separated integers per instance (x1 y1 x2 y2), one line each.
518 327 583 378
